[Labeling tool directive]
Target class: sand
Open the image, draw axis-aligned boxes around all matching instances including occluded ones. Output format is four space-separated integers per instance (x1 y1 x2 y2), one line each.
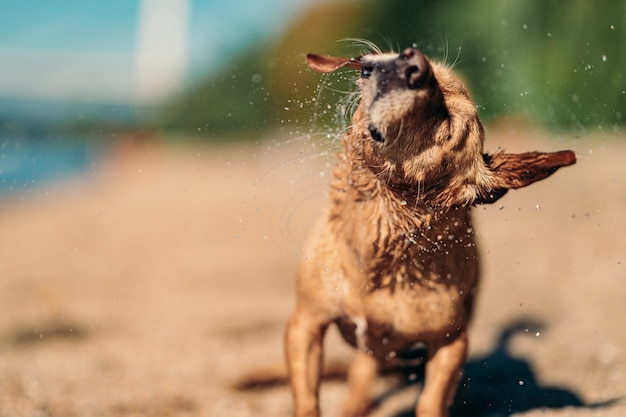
0 126 624 417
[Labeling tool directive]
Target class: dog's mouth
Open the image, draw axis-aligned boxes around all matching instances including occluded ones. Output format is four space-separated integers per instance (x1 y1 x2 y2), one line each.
368 124 385 143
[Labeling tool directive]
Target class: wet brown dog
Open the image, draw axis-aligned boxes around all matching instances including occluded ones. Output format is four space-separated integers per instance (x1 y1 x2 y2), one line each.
285 47 576 417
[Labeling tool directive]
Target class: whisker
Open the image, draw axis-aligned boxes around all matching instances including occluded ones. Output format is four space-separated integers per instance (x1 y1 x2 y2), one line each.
391 118 406 147
441 34 450 65
414 179 424 210
382 36 396 54
451 37 464 69
338 91 361 131
321 85 356 95
339 38 383 55
372 163 391 178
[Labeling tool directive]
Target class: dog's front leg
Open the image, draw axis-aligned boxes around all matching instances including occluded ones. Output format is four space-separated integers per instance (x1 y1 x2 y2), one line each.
341 350 378 417
285 306 329 417
416 333 468 417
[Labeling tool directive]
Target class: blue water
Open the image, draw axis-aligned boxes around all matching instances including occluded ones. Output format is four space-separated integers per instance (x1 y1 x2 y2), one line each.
0 136 101 197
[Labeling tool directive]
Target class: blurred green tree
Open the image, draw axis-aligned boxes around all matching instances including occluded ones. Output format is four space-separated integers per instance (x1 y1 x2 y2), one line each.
159 0 625 138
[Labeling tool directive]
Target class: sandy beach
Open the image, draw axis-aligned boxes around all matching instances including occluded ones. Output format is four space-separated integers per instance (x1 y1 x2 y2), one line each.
0 126 624 416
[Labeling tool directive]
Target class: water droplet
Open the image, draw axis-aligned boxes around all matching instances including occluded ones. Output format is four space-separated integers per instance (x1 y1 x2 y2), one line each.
518 380 525 386
498 205 504 210
601 55 607 62
522 24 528 30
535 204 541 211
535 331 541 337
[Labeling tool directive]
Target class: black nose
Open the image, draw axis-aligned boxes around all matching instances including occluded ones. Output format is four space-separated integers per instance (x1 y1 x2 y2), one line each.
397 47 429 89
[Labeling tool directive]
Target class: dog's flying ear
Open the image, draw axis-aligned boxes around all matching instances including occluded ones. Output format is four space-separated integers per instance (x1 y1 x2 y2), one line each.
476 150 576 204
306 53 362 73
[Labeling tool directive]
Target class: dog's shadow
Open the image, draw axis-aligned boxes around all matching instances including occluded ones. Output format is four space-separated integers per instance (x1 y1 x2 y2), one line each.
390 319 614 417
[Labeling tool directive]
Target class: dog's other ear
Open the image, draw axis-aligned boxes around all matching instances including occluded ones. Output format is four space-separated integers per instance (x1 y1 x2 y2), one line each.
306 53 362 73
476 150 576 204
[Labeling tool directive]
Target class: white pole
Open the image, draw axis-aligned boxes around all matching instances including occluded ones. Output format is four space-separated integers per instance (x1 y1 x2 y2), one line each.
134 0 189 104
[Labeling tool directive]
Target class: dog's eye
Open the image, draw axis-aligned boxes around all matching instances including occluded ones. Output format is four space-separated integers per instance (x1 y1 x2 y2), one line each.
361 65 374 79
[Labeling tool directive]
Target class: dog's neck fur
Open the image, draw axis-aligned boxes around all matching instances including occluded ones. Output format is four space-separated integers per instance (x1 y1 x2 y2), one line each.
329 135 474 291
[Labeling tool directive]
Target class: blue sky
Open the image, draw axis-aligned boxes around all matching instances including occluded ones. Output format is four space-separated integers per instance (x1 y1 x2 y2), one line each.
0 0 310 104
0 1 139 51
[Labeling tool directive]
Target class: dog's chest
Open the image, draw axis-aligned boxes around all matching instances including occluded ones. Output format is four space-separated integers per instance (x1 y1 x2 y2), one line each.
335 212 480 357
330 168 480 355
337 282 468 356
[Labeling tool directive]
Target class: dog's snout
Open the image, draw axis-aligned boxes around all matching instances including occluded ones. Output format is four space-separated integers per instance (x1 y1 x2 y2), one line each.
400 47 418 60
397 47 429 89
406 66 422 88
361 48 430 92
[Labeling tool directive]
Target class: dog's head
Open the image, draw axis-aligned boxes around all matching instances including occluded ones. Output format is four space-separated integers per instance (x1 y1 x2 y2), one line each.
307 47 576 206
